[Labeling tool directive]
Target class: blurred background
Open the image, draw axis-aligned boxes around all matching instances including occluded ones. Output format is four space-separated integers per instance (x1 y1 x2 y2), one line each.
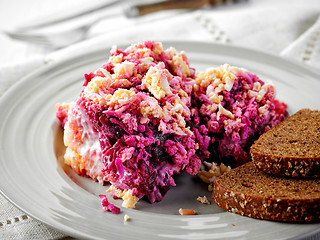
0 0 319 239
1 0 319 66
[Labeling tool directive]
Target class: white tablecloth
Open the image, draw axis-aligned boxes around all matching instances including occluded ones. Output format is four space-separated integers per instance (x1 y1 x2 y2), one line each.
0 0 319 239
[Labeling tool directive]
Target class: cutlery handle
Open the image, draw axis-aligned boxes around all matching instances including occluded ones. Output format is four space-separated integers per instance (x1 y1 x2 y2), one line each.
127 0 224 18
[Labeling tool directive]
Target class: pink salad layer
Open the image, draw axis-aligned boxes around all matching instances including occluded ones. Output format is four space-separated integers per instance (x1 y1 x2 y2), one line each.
56 41 287 206
57 41 201 203
191 65 287 167
99 195 120 214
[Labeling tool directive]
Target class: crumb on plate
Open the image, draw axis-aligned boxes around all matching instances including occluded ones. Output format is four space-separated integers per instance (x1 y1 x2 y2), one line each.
124 214 130 222
197 196 210 204
179 208 196 215
198 162 231 191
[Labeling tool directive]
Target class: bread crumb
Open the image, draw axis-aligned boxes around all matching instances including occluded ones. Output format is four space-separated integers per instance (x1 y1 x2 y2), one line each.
124 214 130 222
179 208 196 215
197 196 210 204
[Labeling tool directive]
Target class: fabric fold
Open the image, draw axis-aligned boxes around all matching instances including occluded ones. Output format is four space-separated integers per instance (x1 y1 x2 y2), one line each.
281 15 320 71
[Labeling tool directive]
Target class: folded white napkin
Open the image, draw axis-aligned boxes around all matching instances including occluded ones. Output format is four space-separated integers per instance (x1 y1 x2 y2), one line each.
0 194 65 239
281 15 320 70
0 1 320 239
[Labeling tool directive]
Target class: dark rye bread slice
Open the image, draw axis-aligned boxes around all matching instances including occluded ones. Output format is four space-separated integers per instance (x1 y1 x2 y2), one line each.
250 109 320 178
212 162 320 222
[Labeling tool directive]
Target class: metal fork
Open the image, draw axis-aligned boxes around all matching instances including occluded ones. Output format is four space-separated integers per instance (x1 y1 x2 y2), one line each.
5 26 91 49
5 18 108 49
4 0 238 49
4 5 122 49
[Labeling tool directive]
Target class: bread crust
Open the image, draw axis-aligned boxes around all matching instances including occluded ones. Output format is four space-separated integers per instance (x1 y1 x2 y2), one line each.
250 109 320 178
251 153 320 178
212 162 320 222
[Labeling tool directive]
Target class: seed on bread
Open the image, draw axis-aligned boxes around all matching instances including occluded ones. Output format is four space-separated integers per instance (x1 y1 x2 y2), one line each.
250 109 320 178
212 162 320 222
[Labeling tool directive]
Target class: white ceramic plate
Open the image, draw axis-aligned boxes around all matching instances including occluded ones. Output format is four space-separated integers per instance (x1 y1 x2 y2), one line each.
0 41 319 240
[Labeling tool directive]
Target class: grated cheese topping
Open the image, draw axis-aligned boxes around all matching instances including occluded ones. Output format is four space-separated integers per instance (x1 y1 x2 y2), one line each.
142 63 172 100
194 64 242 119
107 186 139 209
198 162 231 191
